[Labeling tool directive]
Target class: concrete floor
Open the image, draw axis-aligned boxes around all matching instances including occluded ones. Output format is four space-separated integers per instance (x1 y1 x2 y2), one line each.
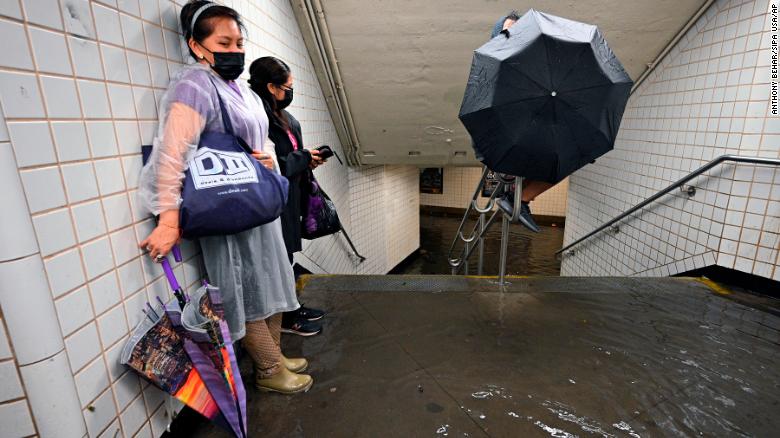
168 276 780 437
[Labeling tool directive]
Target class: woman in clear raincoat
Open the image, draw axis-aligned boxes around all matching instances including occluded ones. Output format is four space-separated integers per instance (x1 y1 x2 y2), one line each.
138 0 312 394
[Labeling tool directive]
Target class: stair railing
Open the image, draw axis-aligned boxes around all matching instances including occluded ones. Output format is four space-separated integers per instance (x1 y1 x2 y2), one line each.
556 154 780 258
447 167 523 285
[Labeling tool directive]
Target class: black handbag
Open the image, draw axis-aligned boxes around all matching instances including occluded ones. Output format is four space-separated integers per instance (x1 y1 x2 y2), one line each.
301 172 341 239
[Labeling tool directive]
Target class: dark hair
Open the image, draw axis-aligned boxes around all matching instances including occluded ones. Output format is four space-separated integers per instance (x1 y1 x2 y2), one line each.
180 1 244 60
505 10 521 22
248 56 292 128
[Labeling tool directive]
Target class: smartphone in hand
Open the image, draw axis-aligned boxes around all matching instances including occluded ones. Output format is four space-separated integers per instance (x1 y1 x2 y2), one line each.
315 145 334 159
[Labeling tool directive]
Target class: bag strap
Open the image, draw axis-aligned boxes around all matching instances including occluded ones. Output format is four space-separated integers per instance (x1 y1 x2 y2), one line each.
208 77 236 134
208 77 253 154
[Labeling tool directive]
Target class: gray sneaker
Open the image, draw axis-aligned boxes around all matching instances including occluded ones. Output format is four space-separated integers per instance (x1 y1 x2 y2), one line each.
518 202 541 233
497 196 540 233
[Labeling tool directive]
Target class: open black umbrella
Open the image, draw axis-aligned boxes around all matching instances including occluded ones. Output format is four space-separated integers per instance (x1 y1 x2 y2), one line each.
459 9 633 183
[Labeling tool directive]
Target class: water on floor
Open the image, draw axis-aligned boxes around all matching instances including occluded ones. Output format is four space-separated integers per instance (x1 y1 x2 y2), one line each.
169 276 780 438
393 211 565 276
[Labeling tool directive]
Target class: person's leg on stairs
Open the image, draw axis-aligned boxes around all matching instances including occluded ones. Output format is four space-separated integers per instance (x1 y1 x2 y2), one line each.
521 180 555 202
514 179 555 233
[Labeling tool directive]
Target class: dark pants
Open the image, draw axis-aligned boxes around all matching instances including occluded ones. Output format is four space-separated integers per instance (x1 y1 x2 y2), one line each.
284 252 297 320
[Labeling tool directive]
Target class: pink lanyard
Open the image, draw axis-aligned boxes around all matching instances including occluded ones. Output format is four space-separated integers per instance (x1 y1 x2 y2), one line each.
287 129 298 151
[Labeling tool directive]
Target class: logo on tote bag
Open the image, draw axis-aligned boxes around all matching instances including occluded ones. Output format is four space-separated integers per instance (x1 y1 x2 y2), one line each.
189 147 259 190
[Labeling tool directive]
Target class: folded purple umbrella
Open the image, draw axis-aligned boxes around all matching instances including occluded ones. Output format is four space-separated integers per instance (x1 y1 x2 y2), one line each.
123 258 247 437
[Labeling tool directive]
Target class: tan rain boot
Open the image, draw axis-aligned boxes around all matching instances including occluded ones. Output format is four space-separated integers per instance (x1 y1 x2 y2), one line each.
282 354 308 373
256 367 313 394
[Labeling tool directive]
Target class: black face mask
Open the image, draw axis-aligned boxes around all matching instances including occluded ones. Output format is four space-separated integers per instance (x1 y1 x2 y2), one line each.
276 87 293 110
201 46 244 81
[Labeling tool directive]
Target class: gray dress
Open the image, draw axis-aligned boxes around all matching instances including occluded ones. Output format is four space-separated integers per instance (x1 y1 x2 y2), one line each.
139 64 298 340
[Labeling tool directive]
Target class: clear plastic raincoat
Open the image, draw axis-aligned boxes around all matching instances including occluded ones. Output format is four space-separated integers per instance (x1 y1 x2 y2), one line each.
139 63 298 340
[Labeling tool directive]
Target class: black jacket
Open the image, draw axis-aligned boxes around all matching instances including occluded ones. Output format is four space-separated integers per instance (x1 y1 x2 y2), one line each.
265 104 312 254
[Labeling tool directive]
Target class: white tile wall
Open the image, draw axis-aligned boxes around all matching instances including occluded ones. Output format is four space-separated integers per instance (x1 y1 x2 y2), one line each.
52 121 92 161
87 121 120 158
90 272 122 316
113 372 140 411
0 1 420 436
75 357 110 407
270 4 420 276
0 400 36 437
45 248 86 298
62 0 96 38
29 27 73 75
33 208 77 256
79 81 113 119
562 0 779 280
62 161 100 203
41 75 83 118
419 166 570 218
8 121 57 167
383 166 421 267
73 200 109 242
0 20 34 70
0 322 12 360
65 322 102 372
119 394 147 436
55 286 94 336
83 387 117 437
82 236 115 280
0 360 24 402
0 2 22 21
22 0 64 30
0 71 45 118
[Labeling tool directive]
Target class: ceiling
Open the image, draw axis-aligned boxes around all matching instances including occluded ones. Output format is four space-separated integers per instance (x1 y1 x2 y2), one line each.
317 0 708 166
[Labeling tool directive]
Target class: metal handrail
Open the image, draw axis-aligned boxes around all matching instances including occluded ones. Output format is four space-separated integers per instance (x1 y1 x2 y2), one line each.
449 207 502 268
447 167 523 285
556 154 780 257
447 167 499 269
447 167 519 269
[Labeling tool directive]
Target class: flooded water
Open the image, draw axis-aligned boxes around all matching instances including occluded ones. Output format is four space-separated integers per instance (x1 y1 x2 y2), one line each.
172 276 780 437
165 211 780 438
393 212 565 276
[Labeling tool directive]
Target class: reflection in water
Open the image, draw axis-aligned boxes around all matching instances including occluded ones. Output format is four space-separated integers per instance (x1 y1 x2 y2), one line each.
395 212 565 276
444 282 780 437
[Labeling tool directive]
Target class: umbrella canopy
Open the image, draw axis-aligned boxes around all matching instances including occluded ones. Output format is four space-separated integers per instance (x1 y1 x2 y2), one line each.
459 9 633 183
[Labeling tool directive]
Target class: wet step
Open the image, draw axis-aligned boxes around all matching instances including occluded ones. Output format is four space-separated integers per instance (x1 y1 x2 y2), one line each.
176 275 780 438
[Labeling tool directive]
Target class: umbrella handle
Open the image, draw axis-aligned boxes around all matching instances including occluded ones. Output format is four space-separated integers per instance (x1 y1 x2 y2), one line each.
160 258 181 291
172 244 182 263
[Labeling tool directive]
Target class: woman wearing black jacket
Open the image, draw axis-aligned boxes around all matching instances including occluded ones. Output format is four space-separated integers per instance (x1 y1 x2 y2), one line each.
249 57 326 336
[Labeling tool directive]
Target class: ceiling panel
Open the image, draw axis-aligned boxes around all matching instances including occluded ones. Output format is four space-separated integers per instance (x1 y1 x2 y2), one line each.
317 0 708 166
